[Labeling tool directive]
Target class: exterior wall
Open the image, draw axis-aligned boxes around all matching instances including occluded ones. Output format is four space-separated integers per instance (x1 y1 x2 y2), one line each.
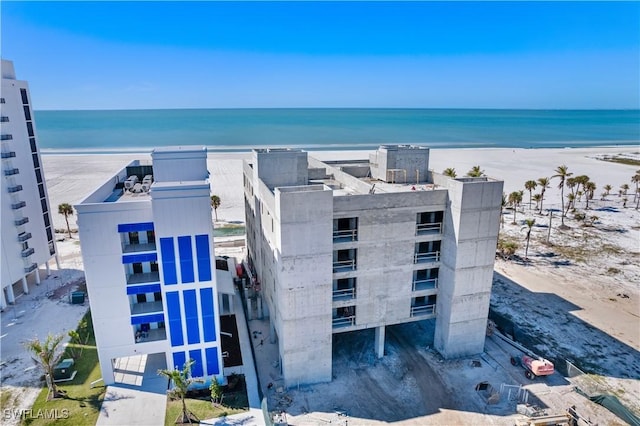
370 145 430 183
77 147 223 385
1 59 56 309
434 176 503 357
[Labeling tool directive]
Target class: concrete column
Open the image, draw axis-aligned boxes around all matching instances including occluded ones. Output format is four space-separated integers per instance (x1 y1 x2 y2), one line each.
55 255 61 270
228 294 234 314
374 326 385 358
246 297 253 320
6 284 16 304
0 287 7 310
21 277 29 294
34 269 41 285
269 318 276 344
45 261 51 276
257 295 263 319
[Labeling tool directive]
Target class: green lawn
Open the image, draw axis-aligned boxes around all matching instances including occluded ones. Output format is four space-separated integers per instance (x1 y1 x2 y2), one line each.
22 311 106 426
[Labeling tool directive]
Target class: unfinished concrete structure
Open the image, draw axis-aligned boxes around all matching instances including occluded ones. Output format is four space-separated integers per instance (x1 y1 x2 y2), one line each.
243 145 503 386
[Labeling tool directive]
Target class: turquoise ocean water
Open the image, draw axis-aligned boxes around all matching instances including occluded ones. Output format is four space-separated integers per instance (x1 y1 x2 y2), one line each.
34 109 640 153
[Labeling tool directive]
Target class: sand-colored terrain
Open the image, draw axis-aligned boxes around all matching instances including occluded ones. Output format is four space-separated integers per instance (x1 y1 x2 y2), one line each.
1 146 637 424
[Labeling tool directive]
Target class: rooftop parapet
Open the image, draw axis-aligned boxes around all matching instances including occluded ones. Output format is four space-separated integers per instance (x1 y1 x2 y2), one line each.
370 145 430 184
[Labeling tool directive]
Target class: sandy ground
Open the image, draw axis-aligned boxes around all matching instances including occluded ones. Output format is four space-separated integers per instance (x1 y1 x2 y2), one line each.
2 145 637 424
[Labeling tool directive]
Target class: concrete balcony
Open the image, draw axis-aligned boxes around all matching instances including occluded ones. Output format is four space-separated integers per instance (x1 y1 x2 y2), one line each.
412 278 438 292
7 185 23 193
18 232 32 242
333 259 356 273
24 263 37 273
21 247 35 258
332 316 356 329
332 287 356 302
414 251 440 264
11 201 26 210
333 229 357 243
1 134 13 141
4 168 19 176
15 217 29 226
410 304 436 317
416 222 442 236
134 327 167 344
126 271 160 285
130 300 163 315
122 242 157 253
1 151 16 159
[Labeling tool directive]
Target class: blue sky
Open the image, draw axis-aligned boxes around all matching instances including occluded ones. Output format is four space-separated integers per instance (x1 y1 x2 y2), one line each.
2 1 639 110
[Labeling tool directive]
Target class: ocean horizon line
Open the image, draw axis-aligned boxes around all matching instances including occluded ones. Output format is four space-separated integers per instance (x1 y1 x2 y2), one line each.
34 107 640 113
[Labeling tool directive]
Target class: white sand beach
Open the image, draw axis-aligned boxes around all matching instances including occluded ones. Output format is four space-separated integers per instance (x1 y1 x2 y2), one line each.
31 145 640 423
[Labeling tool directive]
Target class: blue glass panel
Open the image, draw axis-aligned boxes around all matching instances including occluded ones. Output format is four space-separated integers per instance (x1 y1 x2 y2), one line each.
160 238 177 285
130 313 164 325
172 352 186 370
178 236 194 283
195 234 212 281
165 291 184 346
126 283 161 295
188 349 203 378
183 289 200 344
200 288 216 342
205 347 219 375
117 222 154 233
122 252 157 264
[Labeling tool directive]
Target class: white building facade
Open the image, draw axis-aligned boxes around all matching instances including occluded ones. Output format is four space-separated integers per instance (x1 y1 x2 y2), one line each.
1 59 58 310
76 147 224 384
243 145 503 387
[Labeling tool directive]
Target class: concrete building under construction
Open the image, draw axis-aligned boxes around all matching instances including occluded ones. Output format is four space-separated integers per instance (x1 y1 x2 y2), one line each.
243 145 503 387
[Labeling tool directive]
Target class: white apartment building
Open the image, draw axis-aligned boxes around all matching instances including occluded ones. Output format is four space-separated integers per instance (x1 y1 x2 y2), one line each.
1 59 58 310
76 147 227 384
243 145 503 386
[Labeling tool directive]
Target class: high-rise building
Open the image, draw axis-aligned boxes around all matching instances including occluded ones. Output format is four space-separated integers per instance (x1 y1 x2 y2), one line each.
243 145 503 386
75 146 226 384
1 59 59 310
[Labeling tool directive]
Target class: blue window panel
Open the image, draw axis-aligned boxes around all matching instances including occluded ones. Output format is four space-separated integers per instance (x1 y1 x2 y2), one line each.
205 347 219 375
195 234 212 281
200 288 216 342
160 238 177 285
178 236 194 283
126 283 161 295
172 352 186 370
188 349 204 378
130 313 164 325
117 222 154 233
165 291 184 347
122 252 157 264
183 289 200 345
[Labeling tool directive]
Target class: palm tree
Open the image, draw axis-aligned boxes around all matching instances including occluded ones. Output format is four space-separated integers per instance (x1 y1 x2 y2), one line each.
524 180 537 210
537 177 550 213
443 168 457 178
603 184 612 196
500 193 507 229
24 334 65 399
508 191 523 224
584 181 596 209
158 359 201 424
210 195 221 222
532 193 542 212
565 193 576 214
620 183 630 197
58 203 74 238
552 165 572 227
521 218 536 262
566 177 578 198
631 172 640 202
466 165 484 177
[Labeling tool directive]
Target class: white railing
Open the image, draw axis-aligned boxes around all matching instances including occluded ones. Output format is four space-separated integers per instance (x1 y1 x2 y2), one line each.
333 259 356 272
332 316 356 328
130 300 164 315
411 304 436 317
126 271 160 284
412 278 438 292
414 251 440 263
416 222 442 235
122 242 157 253
333 229 358 242
332 287 356 301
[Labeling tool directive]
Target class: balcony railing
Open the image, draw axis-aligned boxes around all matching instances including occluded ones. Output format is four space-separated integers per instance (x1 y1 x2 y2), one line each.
414 251 440 264
134 328 167 344
21 247 35 258
0 116 9 122
332 316 356 329
332 287 356 301
410 304 436 317
126 271 160 285
333 259 356 273
11 201 26 210
333 229 357 243
416 222 442 235
4 168 19 176
412 278 438 292
130 300 164 315
24 263 38 273
18 232 32 242
8 185 23 193
122 242 157 253
15 217 29 226
1 151 16 159
1 134 13 141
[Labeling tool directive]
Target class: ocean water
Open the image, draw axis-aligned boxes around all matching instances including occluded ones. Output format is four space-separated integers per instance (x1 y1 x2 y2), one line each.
34 108 640 153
